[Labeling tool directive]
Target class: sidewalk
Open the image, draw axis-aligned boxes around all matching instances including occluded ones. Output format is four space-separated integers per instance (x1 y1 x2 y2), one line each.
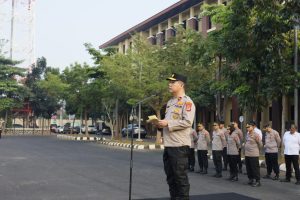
56 134 164 150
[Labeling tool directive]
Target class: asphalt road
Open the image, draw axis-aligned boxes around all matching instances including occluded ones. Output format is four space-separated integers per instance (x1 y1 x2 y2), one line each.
0 136 299 200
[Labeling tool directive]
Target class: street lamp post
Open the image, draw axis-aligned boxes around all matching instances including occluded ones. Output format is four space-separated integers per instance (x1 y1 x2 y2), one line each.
137 61 143 142
128 94 157 200
137 102 142 141
128 106 136 200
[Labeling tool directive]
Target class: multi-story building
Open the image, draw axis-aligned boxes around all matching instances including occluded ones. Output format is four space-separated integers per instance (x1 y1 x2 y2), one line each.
99 0 230 53
99 0 296 132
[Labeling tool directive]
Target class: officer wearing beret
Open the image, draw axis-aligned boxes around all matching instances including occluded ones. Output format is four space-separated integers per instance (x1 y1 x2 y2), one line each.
158 73 195 200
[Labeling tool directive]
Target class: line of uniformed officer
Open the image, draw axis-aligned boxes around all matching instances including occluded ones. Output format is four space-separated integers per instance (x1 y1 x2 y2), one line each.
190 121 300 187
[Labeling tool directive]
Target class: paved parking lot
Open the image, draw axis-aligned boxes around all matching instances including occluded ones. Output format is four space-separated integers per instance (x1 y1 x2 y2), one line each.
0 136 299 200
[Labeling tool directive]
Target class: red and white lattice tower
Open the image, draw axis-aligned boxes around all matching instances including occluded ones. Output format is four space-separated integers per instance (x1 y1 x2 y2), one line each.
0 0 36 72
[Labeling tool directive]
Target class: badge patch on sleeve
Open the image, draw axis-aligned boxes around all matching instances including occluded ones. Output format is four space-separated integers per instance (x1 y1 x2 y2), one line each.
186 102 192 112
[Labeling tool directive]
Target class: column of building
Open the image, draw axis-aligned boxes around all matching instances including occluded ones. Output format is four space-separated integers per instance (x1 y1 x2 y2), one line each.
156 24 164 46
147 28 156 45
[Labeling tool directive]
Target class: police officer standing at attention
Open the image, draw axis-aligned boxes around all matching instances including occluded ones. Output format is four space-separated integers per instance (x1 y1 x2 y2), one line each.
212 122 226 178
245 122 263 187
158 73 195 200
262 124 281 180
232 121 244 173
227 124 241 181
188 128 197 172
220 121 229 171
196 123 211 174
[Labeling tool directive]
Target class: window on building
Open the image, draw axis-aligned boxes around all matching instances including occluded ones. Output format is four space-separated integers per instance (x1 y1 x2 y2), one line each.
162 30 166 45
194 16 199 31
182 20 187 29
122 44 126 54
129 42 132 49
223 1 227 6
172 26 177 37
208 16 212 29
153 35 157 45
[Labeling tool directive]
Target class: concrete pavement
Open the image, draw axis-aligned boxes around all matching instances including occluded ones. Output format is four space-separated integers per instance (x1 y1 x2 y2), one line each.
0 136 299 200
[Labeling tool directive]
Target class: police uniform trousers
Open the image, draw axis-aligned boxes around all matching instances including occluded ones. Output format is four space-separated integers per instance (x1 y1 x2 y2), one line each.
265 152 279 176
197 150 208 170
188 148 195 169
222 147 228 169
212 150 223 175
245 156 260 181
163 146 190 200
284 155 300 181
228 154 239 177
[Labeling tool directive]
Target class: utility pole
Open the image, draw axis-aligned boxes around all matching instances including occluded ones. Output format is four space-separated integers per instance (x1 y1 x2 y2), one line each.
294 18 299 127
4 0 15 132
10 0 15 59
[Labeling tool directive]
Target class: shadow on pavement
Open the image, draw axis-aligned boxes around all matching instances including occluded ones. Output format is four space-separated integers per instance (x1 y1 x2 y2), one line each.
135 192 260 200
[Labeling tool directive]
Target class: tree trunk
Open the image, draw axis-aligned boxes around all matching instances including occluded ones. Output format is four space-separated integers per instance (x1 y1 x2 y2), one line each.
115 99 119 139
71 116 75 134
155 110 162 144
84 110 88 136
42 118 44 135
221 96 228 122
261 106 269 129
110 120 114 140
216 55 222 121
281 95 288 155
4 110 8 133
252 111 257 121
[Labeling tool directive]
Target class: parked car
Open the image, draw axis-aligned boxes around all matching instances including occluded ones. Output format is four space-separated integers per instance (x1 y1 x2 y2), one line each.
63 125 71 134
81 125 97 134
63 126 80 134
12 124 23 128
121 124 147 138
50 124 58 132
101 127 111 135
55 126 64 133
63 123 80 134
73 126 81 134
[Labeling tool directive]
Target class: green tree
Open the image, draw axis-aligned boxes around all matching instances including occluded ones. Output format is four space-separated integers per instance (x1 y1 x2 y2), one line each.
0 56 26 128
25 57 61 127
202 0 299 124
99 30 214 142
62 63 103 135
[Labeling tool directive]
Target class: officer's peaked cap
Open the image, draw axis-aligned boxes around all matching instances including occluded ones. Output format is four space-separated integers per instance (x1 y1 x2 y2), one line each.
166 73 187 83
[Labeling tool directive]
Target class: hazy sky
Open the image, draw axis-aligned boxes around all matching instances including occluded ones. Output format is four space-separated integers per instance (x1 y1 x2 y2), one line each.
35 0 178 70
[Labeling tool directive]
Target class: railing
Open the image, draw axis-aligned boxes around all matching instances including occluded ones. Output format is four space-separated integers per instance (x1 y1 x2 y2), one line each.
2 128 51 136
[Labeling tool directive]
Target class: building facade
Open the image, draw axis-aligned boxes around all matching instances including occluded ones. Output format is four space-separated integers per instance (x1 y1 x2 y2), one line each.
99 0 297 133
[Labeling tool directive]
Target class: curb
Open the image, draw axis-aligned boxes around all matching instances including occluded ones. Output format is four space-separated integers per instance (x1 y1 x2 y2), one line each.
56 134 164 150
279 163 300 172
56 134 105 142
97 140 164 150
